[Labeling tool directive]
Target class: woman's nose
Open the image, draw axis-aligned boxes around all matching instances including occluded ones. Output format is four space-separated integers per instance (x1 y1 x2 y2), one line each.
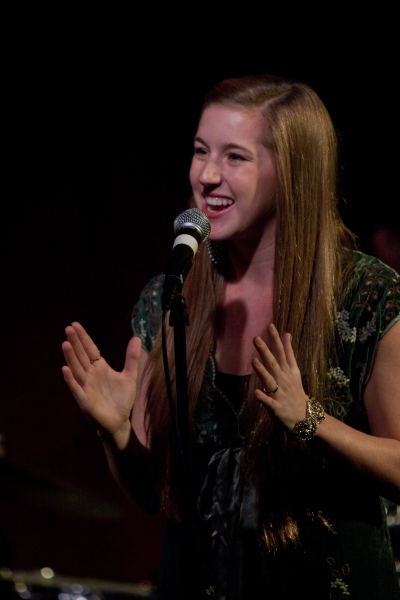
199 160 222 186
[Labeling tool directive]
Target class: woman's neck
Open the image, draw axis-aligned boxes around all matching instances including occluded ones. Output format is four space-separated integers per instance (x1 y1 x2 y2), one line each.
213 221 276 375
227 220 276 286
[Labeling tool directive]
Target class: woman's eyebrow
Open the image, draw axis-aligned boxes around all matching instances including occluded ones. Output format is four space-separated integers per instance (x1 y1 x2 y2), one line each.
223 142 253 154
194 136 254 155
194 136 208 146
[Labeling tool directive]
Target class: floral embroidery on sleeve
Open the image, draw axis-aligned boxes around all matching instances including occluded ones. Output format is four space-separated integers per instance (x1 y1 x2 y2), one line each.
131 274 164 353
327 253 400 424
327 367 350 388
358 311 377 343
327 557 350 598
336 310 357 343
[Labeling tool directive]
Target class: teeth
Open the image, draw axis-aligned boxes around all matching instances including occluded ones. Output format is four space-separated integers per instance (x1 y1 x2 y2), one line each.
206 197 234 207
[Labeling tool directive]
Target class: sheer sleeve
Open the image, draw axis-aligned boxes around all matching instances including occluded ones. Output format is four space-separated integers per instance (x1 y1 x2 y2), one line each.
131 274 164 353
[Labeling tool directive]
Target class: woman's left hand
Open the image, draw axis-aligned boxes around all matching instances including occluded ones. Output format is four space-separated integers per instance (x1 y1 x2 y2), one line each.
252 323 309 430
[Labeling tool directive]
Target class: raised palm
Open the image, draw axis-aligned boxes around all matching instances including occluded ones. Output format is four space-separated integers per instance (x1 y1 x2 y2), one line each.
62 322 141 439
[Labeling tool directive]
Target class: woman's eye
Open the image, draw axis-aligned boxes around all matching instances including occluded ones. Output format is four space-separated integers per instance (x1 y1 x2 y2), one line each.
229 153 246 161
194 147 207 156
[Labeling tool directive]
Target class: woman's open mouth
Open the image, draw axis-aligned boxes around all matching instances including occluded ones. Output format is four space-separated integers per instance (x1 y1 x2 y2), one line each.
204 196 234 214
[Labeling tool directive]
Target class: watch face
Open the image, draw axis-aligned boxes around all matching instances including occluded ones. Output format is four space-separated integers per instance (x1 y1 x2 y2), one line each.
292 418 317 442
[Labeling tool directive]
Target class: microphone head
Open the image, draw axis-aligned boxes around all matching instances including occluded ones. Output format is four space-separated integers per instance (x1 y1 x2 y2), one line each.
173 208 211 243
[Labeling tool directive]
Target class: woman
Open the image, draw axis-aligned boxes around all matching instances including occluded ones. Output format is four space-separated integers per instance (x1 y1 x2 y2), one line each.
62 75 400 599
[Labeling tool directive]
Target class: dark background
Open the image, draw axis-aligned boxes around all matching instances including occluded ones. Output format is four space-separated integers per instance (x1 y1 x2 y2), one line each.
2 1 399 589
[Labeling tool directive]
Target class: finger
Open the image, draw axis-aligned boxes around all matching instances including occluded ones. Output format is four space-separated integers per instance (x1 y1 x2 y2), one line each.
253 336 280 376
252 357 278 393
70 322 102 366
62 340 87 386
254 388 278 411
61 365 87 407
65 325 92 371
266 323 287 368
282 332 297 369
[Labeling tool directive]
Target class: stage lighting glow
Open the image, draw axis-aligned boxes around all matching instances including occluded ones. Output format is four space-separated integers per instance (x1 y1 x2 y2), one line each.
41 567 55 579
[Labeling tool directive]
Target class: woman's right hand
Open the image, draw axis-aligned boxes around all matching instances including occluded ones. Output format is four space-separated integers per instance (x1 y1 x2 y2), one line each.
62 322 142 449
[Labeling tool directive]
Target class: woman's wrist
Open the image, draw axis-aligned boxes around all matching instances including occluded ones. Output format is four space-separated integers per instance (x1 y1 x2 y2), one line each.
291 398 325 442
97 419 132 452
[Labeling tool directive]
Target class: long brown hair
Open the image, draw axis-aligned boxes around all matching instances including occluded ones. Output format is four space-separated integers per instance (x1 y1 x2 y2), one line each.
145 75 355 548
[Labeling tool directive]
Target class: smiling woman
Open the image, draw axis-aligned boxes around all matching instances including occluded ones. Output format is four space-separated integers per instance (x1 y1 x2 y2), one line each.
190 105 277 246
62 74 400 599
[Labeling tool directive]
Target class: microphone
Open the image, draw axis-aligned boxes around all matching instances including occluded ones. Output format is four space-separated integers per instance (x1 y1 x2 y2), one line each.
162 208 211 310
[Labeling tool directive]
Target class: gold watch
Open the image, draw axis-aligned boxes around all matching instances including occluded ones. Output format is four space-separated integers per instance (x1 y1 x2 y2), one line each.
291 398 325 443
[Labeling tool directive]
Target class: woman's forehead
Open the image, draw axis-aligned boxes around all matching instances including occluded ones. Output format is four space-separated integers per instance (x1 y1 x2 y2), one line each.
196 104 271 151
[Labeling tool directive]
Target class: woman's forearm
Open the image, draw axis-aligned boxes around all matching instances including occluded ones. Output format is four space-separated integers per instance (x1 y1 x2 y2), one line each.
98 426 159 514
315 414 400 504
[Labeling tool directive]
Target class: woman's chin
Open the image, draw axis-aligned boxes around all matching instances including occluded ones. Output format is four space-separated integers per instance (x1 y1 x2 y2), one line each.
208 227 231 242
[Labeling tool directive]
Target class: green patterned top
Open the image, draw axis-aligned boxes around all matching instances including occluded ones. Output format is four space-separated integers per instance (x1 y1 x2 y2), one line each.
132 251 400 600
133 251 400 424
327 252 400 424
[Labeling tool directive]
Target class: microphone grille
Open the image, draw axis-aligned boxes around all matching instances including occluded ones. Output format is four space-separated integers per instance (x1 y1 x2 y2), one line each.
173 208 211 243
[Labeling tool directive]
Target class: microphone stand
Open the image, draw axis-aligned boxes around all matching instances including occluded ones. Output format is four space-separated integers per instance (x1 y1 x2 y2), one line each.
168 294 202 600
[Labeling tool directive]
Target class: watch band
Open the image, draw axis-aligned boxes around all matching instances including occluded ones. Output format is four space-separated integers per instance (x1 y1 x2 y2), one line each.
291 398 325 442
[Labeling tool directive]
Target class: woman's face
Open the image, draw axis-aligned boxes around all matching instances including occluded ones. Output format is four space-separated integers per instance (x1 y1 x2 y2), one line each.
190 104 276 243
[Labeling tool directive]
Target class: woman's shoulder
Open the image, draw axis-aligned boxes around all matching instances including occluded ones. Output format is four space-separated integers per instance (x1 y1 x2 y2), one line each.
342 251 400 336
131 274 164 353
329 252 399 421
350 250 400 283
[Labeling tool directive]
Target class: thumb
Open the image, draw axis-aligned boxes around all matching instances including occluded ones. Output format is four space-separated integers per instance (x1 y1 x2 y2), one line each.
124 336 142 377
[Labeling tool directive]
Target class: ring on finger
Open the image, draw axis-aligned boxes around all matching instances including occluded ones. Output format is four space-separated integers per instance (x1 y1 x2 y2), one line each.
90 354 102 364
263 384 279 394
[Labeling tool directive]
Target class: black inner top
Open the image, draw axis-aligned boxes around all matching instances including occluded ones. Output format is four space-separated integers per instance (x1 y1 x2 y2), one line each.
215 371 251 412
